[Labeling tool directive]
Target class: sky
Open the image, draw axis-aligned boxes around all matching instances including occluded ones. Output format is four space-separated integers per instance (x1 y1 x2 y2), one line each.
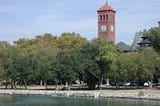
0 0 160 45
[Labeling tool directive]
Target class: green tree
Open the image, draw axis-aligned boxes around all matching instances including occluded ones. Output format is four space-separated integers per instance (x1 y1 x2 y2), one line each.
13 33 59 88
92 38 122 88
0 41 10 84
31 33 58 50
0 66 6 82
14 38 30 48
57 32 87 51
75 38 122 89
146 27 160 53
0 41 10 50
10 52 34 89
0 46 21 88
53 51 77 89
119 47 160 87
51 32 87 89
33 47 59 88
79 43 101 89
133 27 160 53
131 31 143 50
138 48 160 86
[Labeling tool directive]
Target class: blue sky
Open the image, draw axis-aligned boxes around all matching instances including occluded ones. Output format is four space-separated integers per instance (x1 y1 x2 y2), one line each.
0 0 160 45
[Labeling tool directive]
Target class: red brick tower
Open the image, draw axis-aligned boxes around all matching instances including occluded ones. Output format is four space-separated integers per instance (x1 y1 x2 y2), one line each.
97 2 116 43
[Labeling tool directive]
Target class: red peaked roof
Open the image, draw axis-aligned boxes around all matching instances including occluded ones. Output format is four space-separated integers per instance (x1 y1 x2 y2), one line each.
97 3 116 12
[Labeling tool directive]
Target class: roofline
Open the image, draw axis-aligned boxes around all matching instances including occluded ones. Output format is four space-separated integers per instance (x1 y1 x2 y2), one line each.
97 3 116 13
97 10 116 12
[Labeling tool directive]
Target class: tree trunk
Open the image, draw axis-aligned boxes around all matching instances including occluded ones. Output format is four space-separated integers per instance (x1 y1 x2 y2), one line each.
115 79 119 89
14 82 17 89
55 83 58 90
158 78 160 86
24 81 27 90
64 81 70 90
149 80 153 88
44 82 47 89
116 83 119 89
11 81 14 89
65 81 68 87
20 81 23 86
100 77 103 87
136 80 139 89
40 80 43 85
106 78 110 86
5 83 8 89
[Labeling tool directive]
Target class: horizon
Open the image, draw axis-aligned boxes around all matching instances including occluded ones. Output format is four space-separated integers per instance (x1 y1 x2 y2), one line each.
0 0 160 45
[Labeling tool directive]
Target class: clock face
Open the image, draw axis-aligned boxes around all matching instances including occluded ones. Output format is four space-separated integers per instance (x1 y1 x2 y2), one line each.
101 25 107 32
111 25 114 32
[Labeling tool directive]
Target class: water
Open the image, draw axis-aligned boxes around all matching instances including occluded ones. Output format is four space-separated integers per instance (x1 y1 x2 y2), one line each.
0 95 160 106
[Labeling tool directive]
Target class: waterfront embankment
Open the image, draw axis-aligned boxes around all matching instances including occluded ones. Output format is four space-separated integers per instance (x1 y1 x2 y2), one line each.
0 89 160 100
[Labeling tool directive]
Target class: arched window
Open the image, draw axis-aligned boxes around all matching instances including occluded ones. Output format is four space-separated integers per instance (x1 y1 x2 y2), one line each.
100 15 102 20
103 15 105 20
106 14 108 20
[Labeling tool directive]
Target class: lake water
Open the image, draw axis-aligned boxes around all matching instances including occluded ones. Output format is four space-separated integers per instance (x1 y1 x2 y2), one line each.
0 95 160 106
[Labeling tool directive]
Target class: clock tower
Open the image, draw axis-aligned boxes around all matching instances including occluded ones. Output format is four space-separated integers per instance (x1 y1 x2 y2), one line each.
97 2 116 43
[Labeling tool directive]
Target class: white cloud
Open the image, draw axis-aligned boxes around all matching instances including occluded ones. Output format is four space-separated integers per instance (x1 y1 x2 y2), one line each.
0 0 160 45
113 0 160 44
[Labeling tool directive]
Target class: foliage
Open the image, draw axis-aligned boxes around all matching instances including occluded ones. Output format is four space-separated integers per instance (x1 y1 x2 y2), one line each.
79 42 101 89
133 27 160 53
0 41 10 50
0 31 160 89
146 27 160 53
119 47 160 86
0 66 6 81
131 31 144 50
53 51 77 85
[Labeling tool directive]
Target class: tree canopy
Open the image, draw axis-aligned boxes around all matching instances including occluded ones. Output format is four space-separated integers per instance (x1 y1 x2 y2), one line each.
0 31 160 89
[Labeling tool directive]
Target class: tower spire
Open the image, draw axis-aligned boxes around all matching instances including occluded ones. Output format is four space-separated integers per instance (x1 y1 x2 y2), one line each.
106 0 109 5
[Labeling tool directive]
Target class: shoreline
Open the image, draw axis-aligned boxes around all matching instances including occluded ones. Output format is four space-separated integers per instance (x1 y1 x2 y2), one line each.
0 89 160 100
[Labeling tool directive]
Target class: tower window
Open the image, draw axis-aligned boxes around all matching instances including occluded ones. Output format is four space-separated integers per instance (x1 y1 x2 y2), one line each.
103 15 105 20
106 15 108 20
100 15 102 20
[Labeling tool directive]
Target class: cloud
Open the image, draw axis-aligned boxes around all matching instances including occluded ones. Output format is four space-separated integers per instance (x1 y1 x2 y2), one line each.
113 0 160 44
0 0 160 45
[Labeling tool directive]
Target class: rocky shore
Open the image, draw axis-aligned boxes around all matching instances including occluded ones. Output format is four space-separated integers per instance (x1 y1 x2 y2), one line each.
0 89 160 100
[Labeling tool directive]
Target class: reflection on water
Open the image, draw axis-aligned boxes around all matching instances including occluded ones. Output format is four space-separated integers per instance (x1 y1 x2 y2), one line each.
0 96 15 103
0 95 160 106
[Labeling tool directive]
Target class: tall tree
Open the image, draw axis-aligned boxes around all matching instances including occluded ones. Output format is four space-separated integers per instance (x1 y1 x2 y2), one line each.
53 51 77 89
131 31 143 50
0 46 21 88
92 38 122 88
50 33 88 89
0 41 10 83
32 33 58 50
0 41 10 50
147 27 160 53
76 38 122 89
10 52 34 89
57 32 87 51
79 43 101 89
132 27 160 53
119 47 160 87
33 47 59 87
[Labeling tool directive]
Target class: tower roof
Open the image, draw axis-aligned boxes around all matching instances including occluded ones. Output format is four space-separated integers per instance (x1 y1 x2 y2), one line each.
97 3 116 12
